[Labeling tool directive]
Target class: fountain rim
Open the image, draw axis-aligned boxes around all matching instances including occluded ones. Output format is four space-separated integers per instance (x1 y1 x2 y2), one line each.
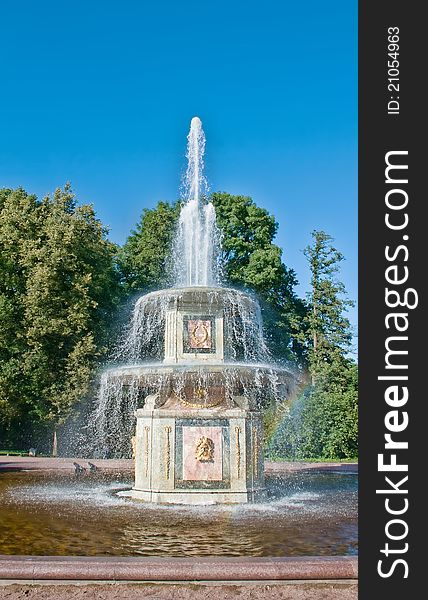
103 361 294 379
134 285 260 305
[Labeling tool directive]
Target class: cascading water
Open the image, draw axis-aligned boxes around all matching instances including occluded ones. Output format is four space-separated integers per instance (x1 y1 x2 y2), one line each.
87 117 294 463
173 116 221 287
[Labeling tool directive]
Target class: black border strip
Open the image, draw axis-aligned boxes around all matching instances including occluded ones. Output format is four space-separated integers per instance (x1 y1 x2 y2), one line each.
359 1 424 596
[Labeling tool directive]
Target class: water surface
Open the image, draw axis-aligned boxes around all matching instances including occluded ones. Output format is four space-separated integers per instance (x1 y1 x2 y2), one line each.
0 470 357 557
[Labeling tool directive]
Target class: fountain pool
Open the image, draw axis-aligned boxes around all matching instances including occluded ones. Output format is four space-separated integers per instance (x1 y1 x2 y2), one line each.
0 467 357 557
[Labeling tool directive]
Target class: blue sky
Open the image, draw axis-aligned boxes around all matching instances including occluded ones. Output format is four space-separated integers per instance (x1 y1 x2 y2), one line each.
0 0 357 342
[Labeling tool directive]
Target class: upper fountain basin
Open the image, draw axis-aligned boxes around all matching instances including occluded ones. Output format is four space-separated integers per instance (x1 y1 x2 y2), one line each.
133 286 259 311
121 285 270 366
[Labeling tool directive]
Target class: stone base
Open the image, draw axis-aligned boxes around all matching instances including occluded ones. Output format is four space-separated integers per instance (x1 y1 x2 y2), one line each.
133 404 264 505
129 488 265 505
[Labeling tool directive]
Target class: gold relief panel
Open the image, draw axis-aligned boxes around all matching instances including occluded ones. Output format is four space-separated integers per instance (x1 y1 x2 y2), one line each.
144 426 150 478
235 426 242 479
174 419 231 490
164 425 172 480
182 426 222 481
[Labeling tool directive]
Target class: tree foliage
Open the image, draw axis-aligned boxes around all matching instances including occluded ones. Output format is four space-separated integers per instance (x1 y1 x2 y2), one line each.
118 201 180 292
267 230 358 459
212 193 306 363
301 230 354 378
0 185 122 448
268 358 358 459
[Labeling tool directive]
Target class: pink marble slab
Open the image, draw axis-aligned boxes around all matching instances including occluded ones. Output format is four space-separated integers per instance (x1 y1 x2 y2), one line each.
182 426 223 481
187 319 212 349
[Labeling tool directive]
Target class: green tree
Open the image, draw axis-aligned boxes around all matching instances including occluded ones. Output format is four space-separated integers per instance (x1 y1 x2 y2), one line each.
0 188 39 445
302 230 354 380
268 358 358 459
119 201 181 292
0 185 122 451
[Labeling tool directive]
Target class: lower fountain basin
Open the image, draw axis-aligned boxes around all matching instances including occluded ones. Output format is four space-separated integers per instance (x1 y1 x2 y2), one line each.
104 361 292 405
106 361 291 384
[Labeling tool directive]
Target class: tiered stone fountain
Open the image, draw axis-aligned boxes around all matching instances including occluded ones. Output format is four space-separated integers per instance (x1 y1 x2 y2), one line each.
131 287 267 503
93 117 292 504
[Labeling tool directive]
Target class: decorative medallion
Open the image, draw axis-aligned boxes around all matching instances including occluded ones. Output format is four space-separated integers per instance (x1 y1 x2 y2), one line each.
183 316 216 354
194 387 208 400
188 319 212 349
178 395 222 409
195 435 215 462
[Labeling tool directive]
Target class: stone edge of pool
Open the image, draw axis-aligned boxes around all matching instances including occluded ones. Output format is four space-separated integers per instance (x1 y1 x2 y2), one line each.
0 456 358 474
0 556 358 581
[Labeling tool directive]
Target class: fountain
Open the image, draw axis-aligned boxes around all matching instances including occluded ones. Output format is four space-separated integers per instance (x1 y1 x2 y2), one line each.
93 117 293 504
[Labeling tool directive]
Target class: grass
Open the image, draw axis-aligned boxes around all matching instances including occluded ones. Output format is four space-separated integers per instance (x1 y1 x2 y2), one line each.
0 450 28 456
266 456 358 463
0 450 51 457
1 449 358 463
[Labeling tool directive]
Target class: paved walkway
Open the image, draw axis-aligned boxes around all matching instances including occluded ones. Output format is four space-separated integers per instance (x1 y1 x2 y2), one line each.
0 456 132 472
0 581 358 599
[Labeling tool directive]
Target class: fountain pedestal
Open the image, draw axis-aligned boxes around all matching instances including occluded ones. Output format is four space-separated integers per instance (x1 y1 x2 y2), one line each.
132 402 264 504
127 287 267 504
